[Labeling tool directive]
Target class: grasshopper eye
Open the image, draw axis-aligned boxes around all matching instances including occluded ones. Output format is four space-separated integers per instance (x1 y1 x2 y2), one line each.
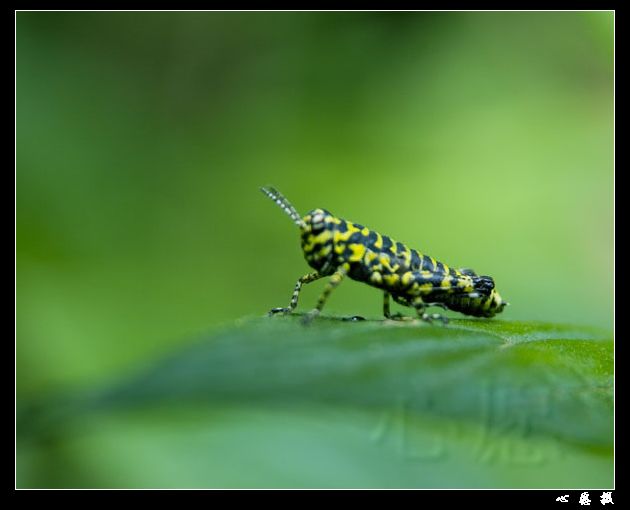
312 212 324 224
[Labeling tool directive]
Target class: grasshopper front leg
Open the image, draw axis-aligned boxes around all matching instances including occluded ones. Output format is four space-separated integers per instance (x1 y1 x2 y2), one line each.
268 272 322 316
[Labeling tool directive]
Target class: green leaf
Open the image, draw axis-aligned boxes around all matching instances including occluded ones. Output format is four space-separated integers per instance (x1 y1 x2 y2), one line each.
17 316 613 488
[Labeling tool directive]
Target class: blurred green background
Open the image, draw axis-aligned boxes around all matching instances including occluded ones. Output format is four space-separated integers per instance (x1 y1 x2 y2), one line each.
17 11 613 488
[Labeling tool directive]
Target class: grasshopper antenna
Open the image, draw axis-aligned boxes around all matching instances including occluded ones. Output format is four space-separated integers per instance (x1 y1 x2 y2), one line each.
260 186 306 229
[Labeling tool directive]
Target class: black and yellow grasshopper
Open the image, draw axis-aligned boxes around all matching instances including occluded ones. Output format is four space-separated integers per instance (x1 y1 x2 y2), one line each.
261 186 507 324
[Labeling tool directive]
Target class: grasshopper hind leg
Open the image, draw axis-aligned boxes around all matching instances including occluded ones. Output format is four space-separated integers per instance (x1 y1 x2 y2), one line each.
383 291 406 320
410 297 449 325
383 292 417 321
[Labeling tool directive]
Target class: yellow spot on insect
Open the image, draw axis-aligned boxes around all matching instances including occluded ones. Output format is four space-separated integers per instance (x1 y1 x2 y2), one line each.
440 278 451 289
374 232 383 249
370 272 382 284
421 270 433 279
418 283 433 294
334 230 353 243
379 255 396 272
301 238 313 252
365 251 378 263
361 227 369 236
384 274 399 287
318 230 332 243
334 244 345 254
318 245 332 257
302 230 333 252
456 276 474 293
411 296 424 308
348 243 366 262
346 222 361 234
401 272 413 286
